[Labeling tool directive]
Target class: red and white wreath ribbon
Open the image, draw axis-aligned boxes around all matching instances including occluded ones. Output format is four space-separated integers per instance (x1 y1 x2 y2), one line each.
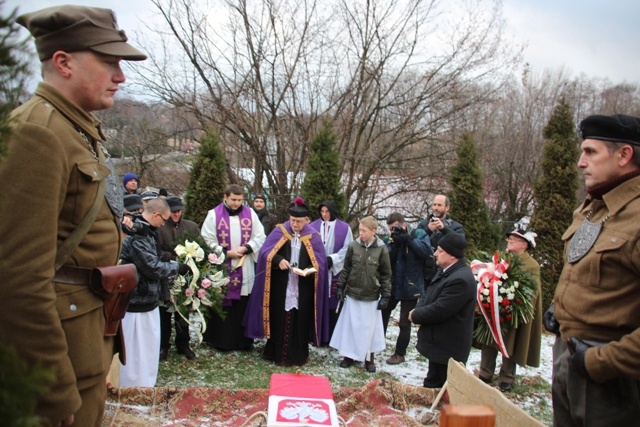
470 252 510 357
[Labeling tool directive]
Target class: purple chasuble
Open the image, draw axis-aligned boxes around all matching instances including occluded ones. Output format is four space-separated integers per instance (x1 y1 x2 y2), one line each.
243 221 329 345
213 204 253 306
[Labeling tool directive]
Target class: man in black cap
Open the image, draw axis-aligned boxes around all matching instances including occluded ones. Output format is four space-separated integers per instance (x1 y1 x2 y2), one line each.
0 5 146 426
252 193 277 235
156 196 200 360
548 114 640 426
409 233 476 388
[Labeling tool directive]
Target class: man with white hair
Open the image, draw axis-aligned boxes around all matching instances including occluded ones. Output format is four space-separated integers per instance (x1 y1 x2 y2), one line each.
479 228 542 392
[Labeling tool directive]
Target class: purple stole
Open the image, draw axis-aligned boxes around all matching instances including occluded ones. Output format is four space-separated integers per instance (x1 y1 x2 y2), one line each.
310 219 350 309
213 204 253 306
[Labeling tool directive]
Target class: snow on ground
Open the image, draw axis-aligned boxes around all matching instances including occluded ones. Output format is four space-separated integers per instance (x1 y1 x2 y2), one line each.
377 307 553 387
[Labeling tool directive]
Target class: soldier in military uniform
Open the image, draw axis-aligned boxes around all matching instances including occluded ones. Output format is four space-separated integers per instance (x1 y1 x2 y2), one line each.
548 114 640 426
0 6 146 427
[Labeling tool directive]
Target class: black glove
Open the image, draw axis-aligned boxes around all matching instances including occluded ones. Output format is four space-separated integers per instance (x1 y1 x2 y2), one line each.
160 251 173 262
393 233 410 244
336 288 344 302
327 256 333 269
543 305 560 335
567 337 591 380
377 296 389 310
177 263 191 275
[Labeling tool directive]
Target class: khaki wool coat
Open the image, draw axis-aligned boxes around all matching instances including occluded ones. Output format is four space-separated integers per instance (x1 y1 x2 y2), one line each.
0 83 121 425
503 251 543 367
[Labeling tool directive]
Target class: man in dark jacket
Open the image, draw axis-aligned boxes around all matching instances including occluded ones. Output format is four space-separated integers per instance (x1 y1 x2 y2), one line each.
382 212 432 365
253 194 277 236
156 196 201 360
418 195 464 284
410 233 475 388
119 198 189 386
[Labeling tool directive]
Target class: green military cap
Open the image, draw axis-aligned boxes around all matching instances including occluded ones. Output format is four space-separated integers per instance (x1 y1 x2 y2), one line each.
17 5 147 61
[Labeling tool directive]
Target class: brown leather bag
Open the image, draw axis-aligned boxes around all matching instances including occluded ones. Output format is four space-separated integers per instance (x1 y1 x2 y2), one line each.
90 264 138 336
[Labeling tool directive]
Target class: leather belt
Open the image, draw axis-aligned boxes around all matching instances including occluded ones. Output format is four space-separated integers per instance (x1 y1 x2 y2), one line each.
54 265 94 285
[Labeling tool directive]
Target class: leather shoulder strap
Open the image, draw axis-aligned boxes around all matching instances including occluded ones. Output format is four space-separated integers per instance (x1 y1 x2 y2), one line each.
55 179 107 271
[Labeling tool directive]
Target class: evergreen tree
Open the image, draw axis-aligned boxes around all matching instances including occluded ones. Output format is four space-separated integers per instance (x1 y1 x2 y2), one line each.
300 122 347 220
0 3 33 160
0 341 54 427
529 100 579 311
448 133 500 256
184 131 228 226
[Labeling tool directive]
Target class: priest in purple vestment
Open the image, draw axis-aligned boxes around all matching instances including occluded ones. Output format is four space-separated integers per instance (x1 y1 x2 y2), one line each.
201 184 266 351
244 197 329 366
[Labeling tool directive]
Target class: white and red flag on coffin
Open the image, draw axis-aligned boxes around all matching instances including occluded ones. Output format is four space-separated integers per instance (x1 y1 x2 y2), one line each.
267 373 339 426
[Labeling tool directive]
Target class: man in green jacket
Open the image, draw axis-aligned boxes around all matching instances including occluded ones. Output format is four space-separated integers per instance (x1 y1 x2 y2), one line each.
479 228 542 392
0 6 145 426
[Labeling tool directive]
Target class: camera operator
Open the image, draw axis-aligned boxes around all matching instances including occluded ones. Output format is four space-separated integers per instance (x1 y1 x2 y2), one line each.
382 212 433 365
119 198 190 387
418 195 465 284
122 194 144 236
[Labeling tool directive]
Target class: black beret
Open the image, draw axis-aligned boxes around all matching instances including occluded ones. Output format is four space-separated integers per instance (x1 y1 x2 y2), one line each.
579 114 640 146
17 5 146 61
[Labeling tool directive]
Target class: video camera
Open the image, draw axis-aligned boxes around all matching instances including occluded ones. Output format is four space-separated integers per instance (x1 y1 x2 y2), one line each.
122 213 148 236
391 224 405 235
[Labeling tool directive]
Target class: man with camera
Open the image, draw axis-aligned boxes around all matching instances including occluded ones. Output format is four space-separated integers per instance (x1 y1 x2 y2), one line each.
382 212 433 365
418 195 465 284
119 198 190 387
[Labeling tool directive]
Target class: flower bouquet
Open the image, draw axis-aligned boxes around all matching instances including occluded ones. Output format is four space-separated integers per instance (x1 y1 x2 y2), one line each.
170 236 229 342
470 251 537 356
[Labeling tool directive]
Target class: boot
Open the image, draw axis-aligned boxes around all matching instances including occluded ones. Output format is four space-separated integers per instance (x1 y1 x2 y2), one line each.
339 357 353 368
365 353 376 373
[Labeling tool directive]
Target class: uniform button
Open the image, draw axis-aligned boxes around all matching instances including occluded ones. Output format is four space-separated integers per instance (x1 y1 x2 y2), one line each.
70 304 77 312
93 171 97 176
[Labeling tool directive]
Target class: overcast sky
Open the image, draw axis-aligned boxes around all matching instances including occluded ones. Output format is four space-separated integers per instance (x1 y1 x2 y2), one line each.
6 0 640 85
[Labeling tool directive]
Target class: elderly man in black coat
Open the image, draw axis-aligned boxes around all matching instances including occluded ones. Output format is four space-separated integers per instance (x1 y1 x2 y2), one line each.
409 233 476 388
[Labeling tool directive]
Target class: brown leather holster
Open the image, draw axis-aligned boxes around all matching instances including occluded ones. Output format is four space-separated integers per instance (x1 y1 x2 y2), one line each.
54 264 138 336
90 264 138 336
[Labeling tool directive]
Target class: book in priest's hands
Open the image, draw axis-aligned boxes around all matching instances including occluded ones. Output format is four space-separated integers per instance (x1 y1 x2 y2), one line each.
292 266 317 277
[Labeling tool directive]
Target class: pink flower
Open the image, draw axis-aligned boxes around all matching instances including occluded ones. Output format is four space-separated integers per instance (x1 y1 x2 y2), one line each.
197 289 207 298
208 253 218 263
185 289 194 297
201 278 212 288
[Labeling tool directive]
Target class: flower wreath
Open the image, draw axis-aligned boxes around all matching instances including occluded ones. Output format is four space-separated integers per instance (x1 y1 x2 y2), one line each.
470 251 537 356
170 236 229 342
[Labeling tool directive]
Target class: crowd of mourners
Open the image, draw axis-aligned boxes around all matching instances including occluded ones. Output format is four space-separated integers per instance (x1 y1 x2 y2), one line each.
2 4 639 427
119 176 542 395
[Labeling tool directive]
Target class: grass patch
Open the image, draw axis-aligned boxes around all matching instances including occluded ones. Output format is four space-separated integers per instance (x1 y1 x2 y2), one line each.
157 340 393 390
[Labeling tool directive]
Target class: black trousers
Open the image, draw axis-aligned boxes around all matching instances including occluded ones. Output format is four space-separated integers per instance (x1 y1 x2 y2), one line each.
381 296 417 356
159 304 190 349
424 360 448 388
